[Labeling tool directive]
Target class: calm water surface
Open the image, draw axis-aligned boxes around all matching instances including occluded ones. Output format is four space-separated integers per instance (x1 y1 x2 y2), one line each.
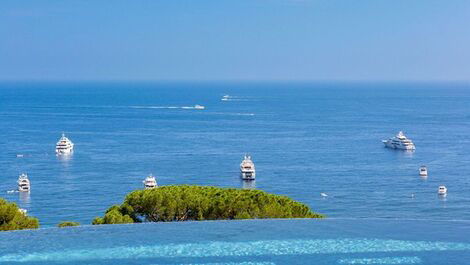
1 82 470 226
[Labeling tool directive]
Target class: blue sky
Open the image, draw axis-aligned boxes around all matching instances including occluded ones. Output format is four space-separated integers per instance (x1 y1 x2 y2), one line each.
1 0 469 81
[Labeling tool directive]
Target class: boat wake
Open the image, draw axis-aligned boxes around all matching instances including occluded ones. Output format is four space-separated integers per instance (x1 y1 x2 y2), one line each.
221 96 254 102
131 105 205 110
6 190 18 194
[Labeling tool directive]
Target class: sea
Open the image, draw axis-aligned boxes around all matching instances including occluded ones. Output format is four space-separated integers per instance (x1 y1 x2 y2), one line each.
1 81 470 227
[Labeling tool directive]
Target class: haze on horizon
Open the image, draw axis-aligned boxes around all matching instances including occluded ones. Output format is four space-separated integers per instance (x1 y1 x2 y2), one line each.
1 0 470 82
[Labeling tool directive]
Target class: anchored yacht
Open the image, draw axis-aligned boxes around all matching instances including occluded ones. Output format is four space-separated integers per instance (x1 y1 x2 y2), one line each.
56 133 74 154
382 131 415 150
438 185 447 195
17 173 30 192
419 166 428 177
240 155 256 180
143 174 158 189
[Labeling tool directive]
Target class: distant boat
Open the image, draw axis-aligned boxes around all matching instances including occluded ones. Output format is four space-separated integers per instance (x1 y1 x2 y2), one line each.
240 154 256 180
419 166 428 177
143 174 158 189
56 133 74 155
16 154 24 158
18 208 27 215
194 104 205 110
320 193 328 197
18 173 30 192
221 95 230 101
438 185 447 195
382 131 415 150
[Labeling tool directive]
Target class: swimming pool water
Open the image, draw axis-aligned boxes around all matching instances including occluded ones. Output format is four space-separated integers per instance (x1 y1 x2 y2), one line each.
1 219 469 264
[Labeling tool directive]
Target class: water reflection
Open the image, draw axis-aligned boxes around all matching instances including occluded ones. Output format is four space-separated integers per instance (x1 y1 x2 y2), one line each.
19 191 31 204
57 153 73 166
241 180 256 190
403 150 415 158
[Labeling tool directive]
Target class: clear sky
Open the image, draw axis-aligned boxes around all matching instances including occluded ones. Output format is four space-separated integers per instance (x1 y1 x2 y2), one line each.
1 0 470 81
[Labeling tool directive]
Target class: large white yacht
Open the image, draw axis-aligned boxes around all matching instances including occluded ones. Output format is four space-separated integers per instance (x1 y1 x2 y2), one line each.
382 131 415 150
240 155 256 180
56 133 74 154
17 173 30 192
143 174 158 189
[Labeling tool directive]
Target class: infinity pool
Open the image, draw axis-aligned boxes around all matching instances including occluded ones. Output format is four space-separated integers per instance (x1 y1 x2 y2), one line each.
1 219 469 264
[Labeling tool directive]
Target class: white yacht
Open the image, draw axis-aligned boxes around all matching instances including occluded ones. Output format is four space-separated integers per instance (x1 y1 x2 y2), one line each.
382 131 415 150
56 133 74 154
17 173 30 192
438 185 447 195
419 166 428 177
240 155 256 180
194 105 205 110
143 174 158 189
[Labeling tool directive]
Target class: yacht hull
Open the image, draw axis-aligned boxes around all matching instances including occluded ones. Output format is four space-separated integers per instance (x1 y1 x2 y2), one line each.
240 172 255 180
383 141 415 150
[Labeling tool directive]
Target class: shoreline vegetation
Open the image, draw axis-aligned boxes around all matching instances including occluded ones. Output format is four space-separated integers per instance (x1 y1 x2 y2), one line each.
0 198 39 231
92 185 323 225
1 185 323 231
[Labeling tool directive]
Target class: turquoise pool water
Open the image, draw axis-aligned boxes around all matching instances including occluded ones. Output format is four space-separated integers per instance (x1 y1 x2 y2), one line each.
1 219 469 264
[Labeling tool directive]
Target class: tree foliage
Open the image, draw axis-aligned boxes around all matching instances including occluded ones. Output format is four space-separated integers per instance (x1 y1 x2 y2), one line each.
0 198 39 231
57 221 80 227
93 185 323 225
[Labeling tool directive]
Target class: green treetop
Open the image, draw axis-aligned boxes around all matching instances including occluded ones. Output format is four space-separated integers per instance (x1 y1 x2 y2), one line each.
93 185 323 225
0 198 39 231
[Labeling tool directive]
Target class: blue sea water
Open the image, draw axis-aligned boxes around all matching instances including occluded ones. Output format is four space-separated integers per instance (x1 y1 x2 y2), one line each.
1 81 470 227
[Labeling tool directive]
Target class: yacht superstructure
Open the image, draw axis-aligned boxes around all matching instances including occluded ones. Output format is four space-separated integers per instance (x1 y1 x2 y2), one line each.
56 133 74 154
240 155 256 180
17 173 30 192
143 174 158 189
382 131 415 150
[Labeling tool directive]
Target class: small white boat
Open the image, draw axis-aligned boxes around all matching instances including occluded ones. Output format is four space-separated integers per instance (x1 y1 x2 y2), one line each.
221 95 230 101
320 193 328 197
438 185 447 195
419 166 428 177
194 105 205 110
18 173 30 192
56 133 74 155
382 131 415 150
18 208 27 215
143 174 158 189
240 154 256 180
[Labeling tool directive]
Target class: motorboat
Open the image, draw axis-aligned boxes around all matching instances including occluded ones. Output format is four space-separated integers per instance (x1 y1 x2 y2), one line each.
221 95 230 101
56 133 74 155
438 185 447 195
17 173 30 192
194 105 205 110
240 154 256 180
143 174 158 189
419 166 428 177
382 131 415 150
